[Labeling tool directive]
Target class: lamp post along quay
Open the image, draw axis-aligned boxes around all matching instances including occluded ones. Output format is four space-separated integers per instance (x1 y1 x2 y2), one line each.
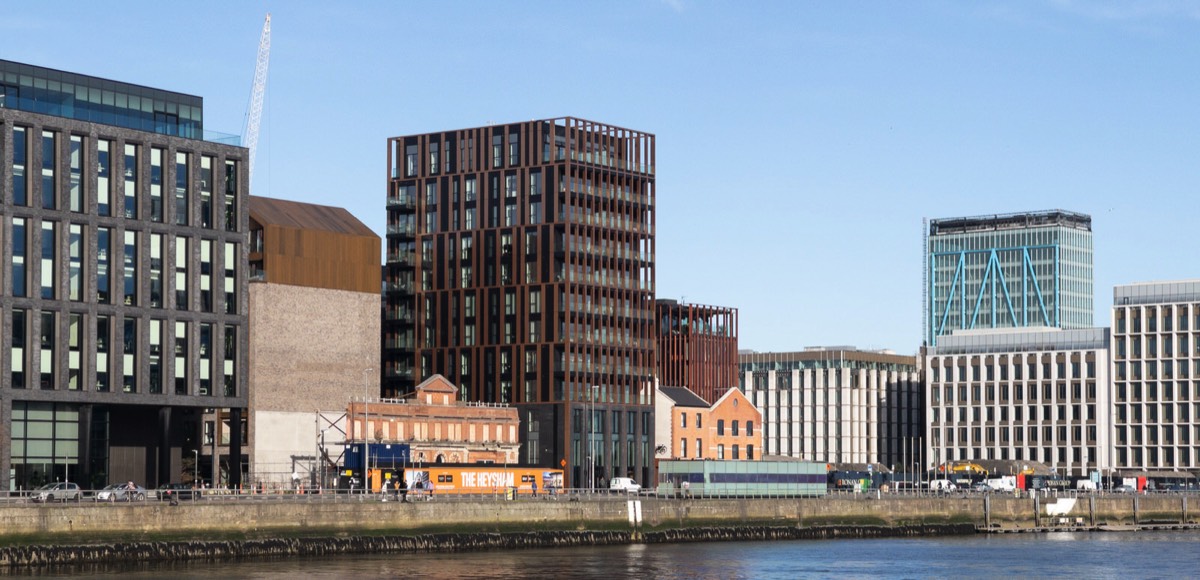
363 367 374 494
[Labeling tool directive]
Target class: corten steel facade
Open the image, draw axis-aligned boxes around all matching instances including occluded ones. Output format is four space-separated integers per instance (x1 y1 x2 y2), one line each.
1111 281 1200 472
656 299 738 404
384 117 655 487
925 210 1093 347
925 328 1111 478
246 196 380 486
0 60 249 491
740 349 922 469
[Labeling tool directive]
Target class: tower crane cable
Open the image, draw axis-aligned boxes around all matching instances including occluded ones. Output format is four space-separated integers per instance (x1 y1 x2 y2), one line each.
242 13 271 189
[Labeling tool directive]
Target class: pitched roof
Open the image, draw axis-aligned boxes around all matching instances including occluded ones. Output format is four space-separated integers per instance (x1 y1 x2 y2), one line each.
249 196 377 238
414 374 457 393
658 386 709 408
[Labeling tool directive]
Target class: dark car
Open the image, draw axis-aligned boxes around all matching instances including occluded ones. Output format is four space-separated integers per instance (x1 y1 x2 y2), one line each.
158 483 200 502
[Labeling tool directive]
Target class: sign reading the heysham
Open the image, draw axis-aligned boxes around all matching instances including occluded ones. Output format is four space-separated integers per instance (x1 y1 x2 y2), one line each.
462 471 514 488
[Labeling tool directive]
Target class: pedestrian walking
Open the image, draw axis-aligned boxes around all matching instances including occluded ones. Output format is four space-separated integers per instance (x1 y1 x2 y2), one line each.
532 480 538 498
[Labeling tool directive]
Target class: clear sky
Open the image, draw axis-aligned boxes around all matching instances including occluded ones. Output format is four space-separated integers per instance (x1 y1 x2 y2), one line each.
6 1 1198 355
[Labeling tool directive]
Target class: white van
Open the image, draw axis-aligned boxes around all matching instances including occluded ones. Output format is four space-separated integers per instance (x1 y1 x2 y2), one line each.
929 479 956 492
610 477 641 493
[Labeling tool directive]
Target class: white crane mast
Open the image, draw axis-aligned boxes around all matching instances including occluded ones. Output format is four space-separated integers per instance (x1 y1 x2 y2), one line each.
243 13 271 188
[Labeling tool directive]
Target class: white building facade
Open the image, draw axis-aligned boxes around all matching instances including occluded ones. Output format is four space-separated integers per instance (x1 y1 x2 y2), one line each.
740 349 922 468
925 328 1110 478
1111 280 1200 471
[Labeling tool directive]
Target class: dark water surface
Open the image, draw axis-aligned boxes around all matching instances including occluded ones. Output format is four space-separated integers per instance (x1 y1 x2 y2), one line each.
14 530 1199 579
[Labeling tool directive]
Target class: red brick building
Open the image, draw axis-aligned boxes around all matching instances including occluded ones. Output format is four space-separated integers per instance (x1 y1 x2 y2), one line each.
655 385 761 463
348 374 520 465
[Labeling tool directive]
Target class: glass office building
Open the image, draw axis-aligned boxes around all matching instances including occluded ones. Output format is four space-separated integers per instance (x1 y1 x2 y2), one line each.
925 210 1093 347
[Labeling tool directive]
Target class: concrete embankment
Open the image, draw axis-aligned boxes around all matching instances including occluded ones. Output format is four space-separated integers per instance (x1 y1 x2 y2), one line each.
0 494 1191 567
0 524 979 568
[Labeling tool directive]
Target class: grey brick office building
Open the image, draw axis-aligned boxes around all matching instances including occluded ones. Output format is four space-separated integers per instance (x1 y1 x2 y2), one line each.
0 60 249 491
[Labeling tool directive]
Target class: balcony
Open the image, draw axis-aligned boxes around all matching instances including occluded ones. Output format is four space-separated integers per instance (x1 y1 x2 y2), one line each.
387 251 415 266
383 280 413 294
387 223 416 238
386 195 416 211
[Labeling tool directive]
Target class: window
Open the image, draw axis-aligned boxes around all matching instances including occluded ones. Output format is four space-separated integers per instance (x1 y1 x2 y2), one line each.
12 126 28 205
148 319 163 394
69 135 84 212
11 218 26 297
123 231 138 305
732 445 740 460
124 144 138 218
717 419 725 436
175 321 188 395
717 444 725 460
40 222 56 299
200 156 213 227
11 310 26 389
200 240 213 311
41 130 56 209
224 242 238 314
95 315 110 392
747 444 754 460
149 234 164 308
747 421 754 437
66 225 84 301
679 438 687 458
175 152 189 225
175 237 188 310
123 317 137 393
97 139 111 215
680 413 686 428
696 413 702 428
97 228 111 303
696 439 702 458
224 160 238 231
149 147 163 221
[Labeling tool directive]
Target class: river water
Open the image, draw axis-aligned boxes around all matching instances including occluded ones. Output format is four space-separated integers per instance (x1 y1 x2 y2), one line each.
17 531 1198 579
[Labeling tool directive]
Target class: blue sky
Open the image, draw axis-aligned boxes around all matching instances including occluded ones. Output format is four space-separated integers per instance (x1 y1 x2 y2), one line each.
5 1 1198 354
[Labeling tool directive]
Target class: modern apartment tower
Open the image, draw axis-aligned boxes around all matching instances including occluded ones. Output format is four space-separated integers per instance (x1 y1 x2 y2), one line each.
383 118 656 487
656 299 738 404
739 348 923 469
1111 280 1200 472
924 328 1111 478
925 210 1093 347
0 60 249 490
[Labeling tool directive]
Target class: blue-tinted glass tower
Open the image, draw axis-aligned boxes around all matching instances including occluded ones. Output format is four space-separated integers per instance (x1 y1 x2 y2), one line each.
924 210 1093 346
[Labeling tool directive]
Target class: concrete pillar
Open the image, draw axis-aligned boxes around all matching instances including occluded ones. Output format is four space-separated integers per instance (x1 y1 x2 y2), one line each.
229 407 243 488
79 404 93 489
158 406 172 487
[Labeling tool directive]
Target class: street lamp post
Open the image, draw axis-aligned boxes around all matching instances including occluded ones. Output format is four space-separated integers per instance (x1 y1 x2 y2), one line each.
192 449 199 487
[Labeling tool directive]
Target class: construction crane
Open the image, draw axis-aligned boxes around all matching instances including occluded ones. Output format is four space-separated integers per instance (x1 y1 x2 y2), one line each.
243 13 271 189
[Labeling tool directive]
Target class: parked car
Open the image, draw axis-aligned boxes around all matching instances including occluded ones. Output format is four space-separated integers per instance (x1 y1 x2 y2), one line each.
31 482 81 503
609 477 641 493
971 482 993 493
157 483 200 502
1112 484 1137 494
95 483 147 502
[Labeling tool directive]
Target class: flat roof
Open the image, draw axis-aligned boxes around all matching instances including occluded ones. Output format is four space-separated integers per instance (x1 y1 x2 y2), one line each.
929 209 1091 236
0 59 207 139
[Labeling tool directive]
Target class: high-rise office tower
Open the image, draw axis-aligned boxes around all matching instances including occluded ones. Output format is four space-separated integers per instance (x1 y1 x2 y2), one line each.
0 60 249 490
383 118 656 486
925 210 1093 347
